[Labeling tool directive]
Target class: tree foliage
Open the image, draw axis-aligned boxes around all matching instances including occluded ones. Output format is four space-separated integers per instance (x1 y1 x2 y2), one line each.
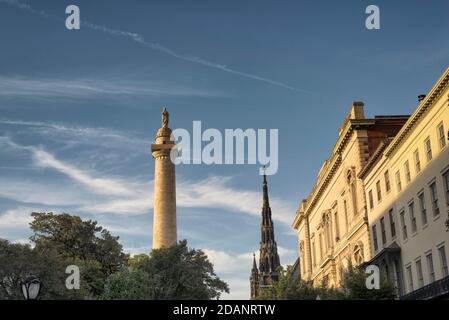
2 212 228 300
103 240 229 300
0 239 89 300
102 268 153 300
339 265 396 300
258 264 396 300
30 212 128 275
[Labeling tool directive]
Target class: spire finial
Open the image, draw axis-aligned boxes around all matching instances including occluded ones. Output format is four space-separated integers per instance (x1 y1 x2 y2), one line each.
262 166 267 184
262 167 269 206
252 253 258 270
162 107 169 128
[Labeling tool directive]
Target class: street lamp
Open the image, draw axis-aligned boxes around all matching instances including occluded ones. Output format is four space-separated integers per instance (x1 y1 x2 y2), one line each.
21 275 41 300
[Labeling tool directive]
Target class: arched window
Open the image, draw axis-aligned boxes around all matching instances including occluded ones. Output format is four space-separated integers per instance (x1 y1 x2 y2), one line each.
320 212 333 255
353 243 364 265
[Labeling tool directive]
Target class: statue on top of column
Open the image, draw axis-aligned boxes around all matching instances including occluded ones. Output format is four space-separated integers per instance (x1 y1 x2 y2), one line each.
162 107 169 128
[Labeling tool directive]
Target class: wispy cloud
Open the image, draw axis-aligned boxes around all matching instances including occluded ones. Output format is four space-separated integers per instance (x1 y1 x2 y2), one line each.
81 23 304 92
0 76 224 99
33 148 135 196
2 137 135 196
0 0 48 17
1 136 296 224
0 207 33 231
178 176 295 225
0 119 149 159
0 178 90 207
0 0 307 93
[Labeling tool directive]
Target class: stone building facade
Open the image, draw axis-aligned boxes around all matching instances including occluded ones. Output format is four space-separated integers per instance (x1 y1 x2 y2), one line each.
292 102 408 287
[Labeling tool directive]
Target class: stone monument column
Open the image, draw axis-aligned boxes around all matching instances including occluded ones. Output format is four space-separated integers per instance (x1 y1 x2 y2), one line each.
151 107 177 249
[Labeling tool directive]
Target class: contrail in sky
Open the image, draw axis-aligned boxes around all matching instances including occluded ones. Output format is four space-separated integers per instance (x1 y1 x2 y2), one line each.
0 0 309 93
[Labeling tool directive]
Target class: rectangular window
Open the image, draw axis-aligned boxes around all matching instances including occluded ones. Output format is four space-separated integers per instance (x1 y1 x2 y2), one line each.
439 246 449 277
343 200 349 232
389 209 396 238
312 241 316 267
376 181 382 202
400 210 407 240
368 190 374 210
429 181 440 216
380 217 386 245
414 150 421 173
409 201 417 234
443 170 449 206
384 170 391 193
404 161 411 183
406 265 414 292
438 122 446 150
396 171 402 192
425 137 433 162
426 253 435 283
394 260 403 296
418 192 427 225
334 211 340 241
416 259 424 288
319 233 323 260
372 225 378 251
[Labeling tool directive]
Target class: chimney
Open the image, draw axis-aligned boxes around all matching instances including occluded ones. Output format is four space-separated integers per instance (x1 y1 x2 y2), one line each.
349 101 365 120
418 94 426 102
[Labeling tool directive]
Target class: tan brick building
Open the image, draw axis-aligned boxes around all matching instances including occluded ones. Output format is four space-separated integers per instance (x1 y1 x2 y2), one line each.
292 103 408 286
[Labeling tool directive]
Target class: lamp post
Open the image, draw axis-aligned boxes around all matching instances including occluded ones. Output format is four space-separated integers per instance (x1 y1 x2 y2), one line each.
21 275 41 300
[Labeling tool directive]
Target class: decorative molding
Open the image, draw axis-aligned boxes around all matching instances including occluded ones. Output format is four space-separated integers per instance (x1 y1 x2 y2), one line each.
293 66 449 230
304 154 342 217
384 67 449 157
296 119 388 224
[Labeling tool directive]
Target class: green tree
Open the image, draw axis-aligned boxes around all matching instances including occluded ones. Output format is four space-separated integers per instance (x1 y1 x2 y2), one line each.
103 240 229 300
28 212 129 297
128 254 151 269
257 266 337 300
30 212 128 275
72 258 107 297
0 239 89 300
102 268 153 300
340 265 396 300
259 265 395 300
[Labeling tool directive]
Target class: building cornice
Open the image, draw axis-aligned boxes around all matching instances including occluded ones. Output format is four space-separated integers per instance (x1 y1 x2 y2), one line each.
384 67 449 157
299 119 382 220
303 154 342 217
333 119 376 154
292 211 304 229
293 119 372 228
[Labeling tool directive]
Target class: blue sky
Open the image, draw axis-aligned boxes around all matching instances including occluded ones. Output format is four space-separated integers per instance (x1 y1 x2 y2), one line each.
0 0 448 299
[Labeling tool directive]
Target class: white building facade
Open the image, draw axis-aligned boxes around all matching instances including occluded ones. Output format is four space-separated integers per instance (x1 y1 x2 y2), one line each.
360 67 449 299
